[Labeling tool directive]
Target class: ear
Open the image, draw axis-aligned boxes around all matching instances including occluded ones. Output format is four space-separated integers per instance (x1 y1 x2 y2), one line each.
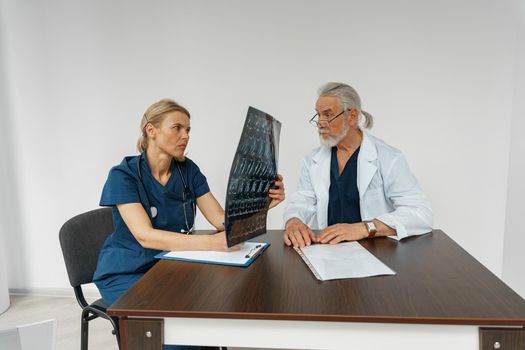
348 108 359 126
145 123 157 139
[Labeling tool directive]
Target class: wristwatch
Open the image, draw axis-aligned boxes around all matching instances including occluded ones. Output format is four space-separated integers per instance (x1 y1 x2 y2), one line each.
364 220 377 238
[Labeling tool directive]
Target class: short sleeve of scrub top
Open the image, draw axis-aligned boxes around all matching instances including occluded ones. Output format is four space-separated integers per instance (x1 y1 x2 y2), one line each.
100 166 141 206
191 163 210 199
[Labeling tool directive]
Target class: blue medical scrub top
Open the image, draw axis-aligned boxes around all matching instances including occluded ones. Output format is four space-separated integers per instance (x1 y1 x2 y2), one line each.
327 146 362 225
93 152 210 305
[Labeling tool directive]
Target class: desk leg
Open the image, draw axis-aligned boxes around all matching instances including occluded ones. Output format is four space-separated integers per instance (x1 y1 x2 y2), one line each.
479 327 524 350
118 318 163 350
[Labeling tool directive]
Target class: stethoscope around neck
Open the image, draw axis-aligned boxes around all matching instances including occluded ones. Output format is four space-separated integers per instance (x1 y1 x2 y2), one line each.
137 154 196 234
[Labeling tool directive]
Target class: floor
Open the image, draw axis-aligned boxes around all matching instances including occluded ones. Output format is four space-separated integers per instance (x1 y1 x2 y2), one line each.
0 294 118 350
0 294 286 350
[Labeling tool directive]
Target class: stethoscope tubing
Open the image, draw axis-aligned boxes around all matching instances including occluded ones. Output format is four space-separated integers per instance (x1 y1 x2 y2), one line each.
137 153 196 233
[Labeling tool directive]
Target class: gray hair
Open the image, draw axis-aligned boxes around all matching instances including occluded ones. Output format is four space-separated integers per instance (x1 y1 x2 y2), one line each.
318 82 374 129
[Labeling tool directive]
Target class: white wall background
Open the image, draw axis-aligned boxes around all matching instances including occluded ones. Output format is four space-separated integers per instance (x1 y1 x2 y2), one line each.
503 0 525 298
0 0 523 296
0 0 14 311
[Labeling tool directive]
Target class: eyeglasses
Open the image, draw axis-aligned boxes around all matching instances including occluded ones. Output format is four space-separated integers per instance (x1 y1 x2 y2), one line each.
309 110 347 127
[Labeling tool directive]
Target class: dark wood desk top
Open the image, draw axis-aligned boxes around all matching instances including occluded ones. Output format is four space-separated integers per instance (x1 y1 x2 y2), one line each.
108 230 525 326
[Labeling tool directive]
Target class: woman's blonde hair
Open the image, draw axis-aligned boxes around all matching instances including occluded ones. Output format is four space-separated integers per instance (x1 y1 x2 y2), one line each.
136 99 191 152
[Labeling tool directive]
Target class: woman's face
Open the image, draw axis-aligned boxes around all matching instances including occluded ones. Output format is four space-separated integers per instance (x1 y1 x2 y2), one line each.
150 111 191 160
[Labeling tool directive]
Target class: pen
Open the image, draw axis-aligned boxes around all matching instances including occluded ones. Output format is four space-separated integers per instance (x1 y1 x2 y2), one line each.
245 244 262 259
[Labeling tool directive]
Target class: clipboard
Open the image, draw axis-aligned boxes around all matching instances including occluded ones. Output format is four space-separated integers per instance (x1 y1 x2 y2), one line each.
155 241 270 267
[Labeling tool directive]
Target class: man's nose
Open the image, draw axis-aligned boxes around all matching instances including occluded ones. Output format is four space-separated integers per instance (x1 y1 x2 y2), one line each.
317 119 330 128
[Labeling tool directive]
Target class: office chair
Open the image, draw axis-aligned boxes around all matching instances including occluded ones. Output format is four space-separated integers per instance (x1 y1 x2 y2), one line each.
0 319 56 350
59 208 119 350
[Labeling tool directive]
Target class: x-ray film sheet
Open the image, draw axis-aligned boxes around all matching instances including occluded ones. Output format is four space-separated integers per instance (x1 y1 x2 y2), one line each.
225 106 281 247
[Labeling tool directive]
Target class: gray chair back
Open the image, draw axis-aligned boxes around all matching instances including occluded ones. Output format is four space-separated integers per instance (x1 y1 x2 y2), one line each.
59 208 113 287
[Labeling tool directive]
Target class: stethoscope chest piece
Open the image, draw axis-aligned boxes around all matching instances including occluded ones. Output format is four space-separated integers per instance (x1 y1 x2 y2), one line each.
150 206 158 218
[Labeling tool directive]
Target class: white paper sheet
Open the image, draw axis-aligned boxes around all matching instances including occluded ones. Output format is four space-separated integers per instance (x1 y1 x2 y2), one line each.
160 241 267 266
297 242 396 280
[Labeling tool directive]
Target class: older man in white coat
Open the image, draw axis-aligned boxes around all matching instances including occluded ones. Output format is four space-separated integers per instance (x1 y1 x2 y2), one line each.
283 82 432 248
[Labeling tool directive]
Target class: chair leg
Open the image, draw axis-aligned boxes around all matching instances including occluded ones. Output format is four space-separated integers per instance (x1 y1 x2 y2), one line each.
110 316 121 349
81 309 90 350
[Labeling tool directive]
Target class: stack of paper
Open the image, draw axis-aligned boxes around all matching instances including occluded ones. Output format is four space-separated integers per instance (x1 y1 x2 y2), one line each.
295 242 395 281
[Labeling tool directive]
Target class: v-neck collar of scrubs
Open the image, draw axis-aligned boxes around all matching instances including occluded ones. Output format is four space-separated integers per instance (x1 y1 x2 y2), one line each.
140 152 177 193
332 146 361 179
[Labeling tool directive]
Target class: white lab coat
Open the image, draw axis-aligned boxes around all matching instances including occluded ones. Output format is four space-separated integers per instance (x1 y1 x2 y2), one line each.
283 130 433 240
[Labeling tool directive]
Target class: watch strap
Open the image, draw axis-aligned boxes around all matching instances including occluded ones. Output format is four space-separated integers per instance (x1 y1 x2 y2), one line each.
364 220 377 238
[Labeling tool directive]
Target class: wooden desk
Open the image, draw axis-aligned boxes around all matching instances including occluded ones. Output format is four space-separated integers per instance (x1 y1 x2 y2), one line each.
108 230 525 349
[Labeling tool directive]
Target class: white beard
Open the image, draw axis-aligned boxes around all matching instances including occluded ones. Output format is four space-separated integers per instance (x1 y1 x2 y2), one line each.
318 121 350 147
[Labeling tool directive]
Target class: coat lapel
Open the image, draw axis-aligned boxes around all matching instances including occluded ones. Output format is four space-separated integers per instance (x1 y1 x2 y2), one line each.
357 131 378 198
311 146 331 227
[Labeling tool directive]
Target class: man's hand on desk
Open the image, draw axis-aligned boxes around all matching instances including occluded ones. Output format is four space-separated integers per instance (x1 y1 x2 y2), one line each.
318 223 368 244
284 218 317 248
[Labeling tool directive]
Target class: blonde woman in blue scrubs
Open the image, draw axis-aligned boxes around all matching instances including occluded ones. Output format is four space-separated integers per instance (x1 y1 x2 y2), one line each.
93 99 285 350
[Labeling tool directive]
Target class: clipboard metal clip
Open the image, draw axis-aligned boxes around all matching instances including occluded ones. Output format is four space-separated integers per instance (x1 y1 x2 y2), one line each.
245 244 262 259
